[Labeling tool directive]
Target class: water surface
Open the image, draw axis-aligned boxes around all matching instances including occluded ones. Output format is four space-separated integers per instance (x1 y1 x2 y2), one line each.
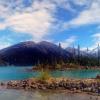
0 67 100 100
0 89 99 100
0 66 100 81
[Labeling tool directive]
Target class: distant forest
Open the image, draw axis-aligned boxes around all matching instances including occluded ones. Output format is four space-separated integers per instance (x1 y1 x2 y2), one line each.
68 44 100 67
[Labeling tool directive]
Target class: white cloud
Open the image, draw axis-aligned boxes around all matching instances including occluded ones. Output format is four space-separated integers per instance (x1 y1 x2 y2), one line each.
0 1 56 40
92 33 100 45
7 10 54 39
1 0 99 37
92 33 100 38
0 42 10 49
80 33 100 50
0 23 6 30
0 0 98 52
0 0 75 41
88 33 100 50
73 0 91 6
64 0 100 28
1 0 99 50
0 36 12 49
60 36 77 48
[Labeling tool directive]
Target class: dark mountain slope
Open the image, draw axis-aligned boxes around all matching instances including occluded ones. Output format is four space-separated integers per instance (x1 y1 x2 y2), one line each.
0 41 71 66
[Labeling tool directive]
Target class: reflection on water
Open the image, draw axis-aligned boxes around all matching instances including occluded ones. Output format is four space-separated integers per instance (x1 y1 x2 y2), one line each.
0 89 99 100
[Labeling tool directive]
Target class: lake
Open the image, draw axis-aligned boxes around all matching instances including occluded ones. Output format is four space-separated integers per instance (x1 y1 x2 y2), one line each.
0 66 100 100
0 66 99 81
0 89 99 100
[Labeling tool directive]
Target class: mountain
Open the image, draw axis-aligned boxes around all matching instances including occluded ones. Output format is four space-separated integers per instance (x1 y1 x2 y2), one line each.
66 47 87 56
0 41 71 66
66 47 95 57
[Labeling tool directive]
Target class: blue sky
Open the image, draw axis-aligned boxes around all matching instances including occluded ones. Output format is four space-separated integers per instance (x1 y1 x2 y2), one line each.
0 0 100 50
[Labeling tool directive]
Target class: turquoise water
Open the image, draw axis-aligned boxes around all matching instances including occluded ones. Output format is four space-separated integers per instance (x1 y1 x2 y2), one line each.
51 69 100 79
0 67 100 100
0 67 100 80
0 89 99 100
0 67 39 81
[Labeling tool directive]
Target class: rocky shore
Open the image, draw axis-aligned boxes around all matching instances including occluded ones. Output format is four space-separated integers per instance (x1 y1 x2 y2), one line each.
0 77 100 95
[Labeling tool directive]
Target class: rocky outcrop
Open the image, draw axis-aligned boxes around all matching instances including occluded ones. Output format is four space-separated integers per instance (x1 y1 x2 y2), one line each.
1 78 100 95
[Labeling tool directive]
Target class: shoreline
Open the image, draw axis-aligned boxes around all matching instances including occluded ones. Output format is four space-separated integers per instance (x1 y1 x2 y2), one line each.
0 77 100 96
31 66 100 71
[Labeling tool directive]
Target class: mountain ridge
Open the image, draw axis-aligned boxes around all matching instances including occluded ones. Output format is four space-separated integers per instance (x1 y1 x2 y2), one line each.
0 41 71 66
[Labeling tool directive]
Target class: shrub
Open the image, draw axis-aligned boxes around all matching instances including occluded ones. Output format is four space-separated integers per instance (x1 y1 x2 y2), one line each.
69 63 79 68
38 69 51 81
56 64 61 69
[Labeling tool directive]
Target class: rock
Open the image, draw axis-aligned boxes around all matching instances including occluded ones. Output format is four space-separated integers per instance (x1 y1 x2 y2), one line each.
0 82 4 86
1 78 100 95
96 74 100 79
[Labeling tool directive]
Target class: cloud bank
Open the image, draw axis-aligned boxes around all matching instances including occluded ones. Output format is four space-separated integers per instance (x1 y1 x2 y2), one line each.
0 0 73 41
0 0 100 49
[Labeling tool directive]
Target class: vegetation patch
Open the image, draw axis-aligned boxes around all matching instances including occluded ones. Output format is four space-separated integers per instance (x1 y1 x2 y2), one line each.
38 69 51 81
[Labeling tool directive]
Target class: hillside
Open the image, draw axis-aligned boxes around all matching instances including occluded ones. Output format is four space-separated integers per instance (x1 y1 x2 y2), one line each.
0 41 71 66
